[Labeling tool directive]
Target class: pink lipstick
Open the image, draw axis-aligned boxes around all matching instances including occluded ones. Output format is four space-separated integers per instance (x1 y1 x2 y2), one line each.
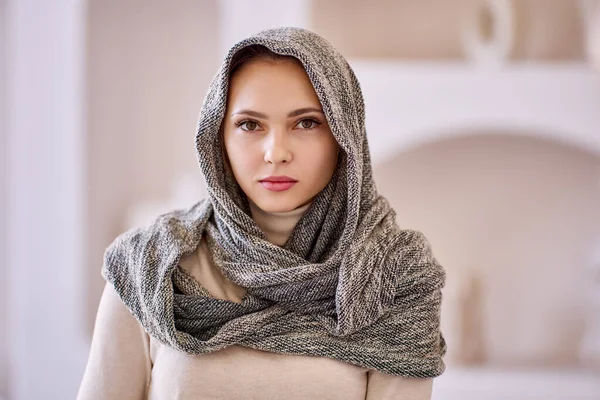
259 176 298 192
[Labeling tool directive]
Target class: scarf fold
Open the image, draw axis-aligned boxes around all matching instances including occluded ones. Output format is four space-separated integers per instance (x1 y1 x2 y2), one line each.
102 26 447 378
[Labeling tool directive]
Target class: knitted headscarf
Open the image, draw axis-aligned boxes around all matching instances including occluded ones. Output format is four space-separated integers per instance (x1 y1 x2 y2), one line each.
102 27 447 378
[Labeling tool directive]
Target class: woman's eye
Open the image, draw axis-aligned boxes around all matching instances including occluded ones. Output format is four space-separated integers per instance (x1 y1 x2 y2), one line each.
295 118 320 130
238 120 259 131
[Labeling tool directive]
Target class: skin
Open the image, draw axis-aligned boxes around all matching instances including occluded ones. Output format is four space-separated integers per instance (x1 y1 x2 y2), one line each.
222 58 340 213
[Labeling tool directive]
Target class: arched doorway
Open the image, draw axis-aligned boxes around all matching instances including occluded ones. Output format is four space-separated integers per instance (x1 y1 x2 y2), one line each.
374 132 600 369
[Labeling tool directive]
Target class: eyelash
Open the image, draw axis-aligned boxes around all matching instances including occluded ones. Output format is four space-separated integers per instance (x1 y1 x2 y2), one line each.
235 118 322 132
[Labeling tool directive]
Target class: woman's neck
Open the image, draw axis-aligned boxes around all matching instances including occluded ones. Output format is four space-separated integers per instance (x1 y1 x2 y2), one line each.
248 199 312 246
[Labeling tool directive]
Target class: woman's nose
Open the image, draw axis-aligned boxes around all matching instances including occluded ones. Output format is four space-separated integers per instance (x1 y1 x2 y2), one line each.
264 131 292 164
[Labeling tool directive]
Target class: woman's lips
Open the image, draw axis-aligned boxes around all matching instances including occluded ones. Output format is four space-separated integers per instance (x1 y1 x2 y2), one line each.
259 176 298 192
259 181 297 192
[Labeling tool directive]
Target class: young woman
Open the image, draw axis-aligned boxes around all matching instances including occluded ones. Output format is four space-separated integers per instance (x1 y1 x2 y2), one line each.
77 27 447 399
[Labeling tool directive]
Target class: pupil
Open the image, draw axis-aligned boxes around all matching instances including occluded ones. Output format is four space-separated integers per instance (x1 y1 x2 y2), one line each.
246 121 256 130
302 120 311 128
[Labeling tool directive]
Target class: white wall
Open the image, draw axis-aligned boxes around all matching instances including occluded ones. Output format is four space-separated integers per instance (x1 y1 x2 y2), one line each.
351 62 600 165
0 0 8 397
6 0 88 398
85 0 219 336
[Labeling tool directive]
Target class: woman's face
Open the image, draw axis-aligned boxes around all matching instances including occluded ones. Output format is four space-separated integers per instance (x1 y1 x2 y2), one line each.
223 58 339 213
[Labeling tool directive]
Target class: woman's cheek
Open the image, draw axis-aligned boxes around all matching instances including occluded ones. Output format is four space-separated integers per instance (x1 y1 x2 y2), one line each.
313 138 337 168
237 143 261 175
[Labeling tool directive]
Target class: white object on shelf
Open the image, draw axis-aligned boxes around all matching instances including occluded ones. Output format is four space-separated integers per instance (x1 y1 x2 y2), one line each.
579 0 600 71
350 61 600 164
218 0 310 58
462 0 515 66
590 4 600 71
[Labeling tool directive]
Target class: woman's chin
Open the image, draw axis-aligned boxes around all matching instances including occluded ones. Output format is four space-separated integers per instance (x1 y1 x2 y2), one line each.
250 196 307 214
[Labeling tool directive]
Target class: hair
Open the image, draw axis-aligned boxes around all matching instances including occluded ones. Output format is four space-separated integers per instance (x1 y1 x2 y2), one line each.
229 44 301 78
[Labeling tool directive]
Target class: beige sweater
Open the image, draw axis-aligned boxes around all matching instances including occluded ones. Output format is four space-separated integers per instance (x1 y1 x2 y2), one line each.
77 201 434 399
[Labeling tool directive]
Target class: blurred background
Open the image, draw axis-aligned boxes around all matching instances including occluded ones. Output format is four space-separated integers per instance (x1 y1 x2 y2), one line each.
3 0 600 399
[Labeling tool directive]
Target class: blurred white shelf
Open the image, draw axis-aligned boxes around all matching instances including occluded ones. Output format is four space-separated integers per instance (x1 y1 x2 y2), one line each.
432 366 600 400
350 61 600 163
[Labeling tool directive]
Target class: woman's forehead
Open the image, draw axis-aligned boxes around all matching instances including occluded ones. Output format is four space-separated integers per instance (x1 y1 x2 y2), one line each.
226 59 322 116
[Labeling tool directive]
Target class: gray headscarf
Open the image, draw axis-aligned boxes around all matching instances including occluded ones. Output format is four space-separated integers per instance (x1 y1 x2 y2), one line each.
102 27 447 378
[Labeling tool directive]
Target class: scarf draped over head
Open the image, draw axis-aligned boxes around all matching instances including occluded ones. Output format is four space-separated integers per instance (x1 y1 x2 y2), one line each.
102 27 447 378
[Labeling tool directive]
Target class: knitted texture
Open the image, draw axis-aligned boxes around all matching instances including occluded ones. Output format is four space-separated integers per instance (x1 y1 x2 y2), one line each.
102 27 447 378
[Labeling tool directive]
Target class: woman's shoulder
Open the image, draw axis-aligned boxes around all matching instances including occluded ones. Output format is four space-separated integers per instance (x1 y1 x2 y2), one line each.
77 281 152 399
101 198 211 286
114 198 211 243
96 282 149 337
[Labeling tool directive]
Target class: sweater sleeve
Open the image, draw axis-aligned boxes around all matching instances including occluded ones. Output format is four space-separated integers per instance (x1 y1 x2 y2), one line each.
77 282 152 400
365 370 433 400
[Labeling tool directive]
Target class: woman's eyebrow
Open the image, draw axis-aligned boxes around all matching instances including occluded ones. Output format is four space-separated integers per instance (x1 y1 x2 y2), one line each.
287 107 324 118
231 107 324 119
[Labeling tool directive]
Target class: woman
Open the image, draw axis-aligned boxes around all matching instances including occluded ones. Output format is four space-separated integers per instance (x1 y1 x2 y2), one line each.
77 27 447 399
